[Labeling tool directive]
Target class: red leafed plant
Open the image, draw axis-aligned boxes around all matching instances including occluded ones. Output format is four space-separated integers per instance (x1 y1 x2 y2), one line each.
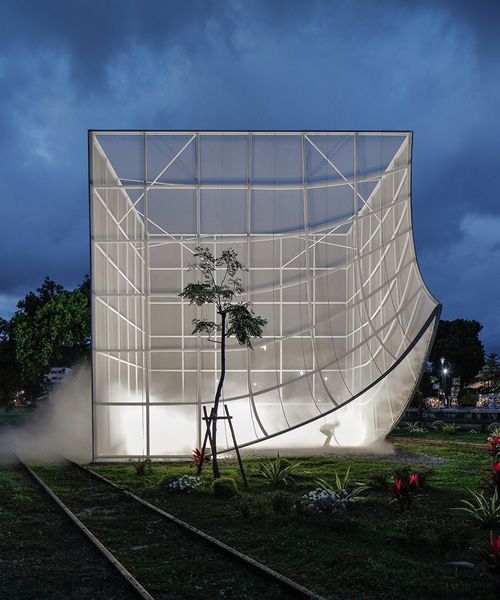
192 449 204 466
487 435 500 461
482 462 500 496
389 473 419 511
480 530 500 588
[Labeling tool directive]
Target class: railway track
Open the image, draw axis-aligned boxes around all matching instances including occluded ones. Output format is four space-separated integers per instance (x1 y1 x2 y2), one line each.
1 420 325 600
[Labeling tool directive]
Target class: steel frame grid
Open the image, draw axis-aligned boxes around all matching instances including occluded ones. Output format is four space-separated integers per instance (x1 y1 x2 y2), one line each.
89 130 439 460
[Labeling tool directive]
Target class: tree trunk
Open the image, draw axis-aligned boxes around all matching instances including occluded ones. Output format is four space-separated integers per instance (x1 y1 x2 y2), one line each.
211 312 226 479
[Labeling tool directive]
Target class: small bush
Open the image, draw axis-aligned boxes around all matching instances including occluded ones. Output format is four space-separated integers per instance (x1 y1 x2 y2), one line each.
235 496 252 519
272 491 294 515
367 472 390 493
212 476 238 498
405 421 426 434
453 488 500 528
431 420 446 431
389 473 419 512
255 455 301 487
488 422 500 434
442 423 461 435
315 467 368 501
234 496 269 520
166 474 203 494
393 467 433 491
302 489 351 515
458 387 479 408
128 458 152 477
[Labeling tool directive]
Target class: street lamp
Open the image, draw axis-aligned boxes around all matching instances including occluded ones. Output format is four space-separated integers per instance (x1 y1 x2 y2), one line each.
440 357 450 409
439 357 445 407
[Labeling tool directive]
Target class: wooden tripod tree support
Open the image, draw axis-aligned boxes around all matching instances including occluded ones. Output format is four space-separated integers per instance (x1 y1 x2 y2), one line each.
197 404 248 488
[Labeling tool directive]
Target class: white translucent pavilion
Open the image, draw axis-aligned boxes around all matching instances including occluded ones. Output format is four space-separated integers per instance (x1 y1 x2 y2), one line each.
89 131 440 460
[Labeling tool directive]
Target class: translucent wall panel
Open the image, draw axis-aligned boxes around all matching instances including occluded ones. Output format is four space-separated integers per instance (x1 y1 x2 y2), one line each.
90 131 439 459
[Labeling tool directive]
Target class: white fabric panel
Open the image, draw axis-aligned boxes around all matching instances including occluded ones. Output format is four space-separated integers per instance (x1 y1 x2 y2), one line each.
90 131 438 459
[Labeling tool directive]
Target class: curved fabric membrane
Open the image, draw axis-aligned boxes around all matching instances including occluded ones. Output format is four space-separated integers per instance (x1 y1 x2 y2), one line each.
90 131 439 459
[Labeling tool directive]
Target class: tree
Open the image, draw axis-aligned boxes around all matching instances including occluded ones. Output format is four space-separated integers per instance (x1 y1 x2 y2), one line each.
477 353 500 394
0 317 22 408
457 387 479 408
180 246 267 478
13 276 91 399
429 319 485 386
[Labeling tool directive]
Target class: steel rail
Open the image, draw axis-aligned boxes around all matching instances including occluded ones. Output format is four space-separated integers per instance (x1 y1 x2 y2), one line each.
67 458 326 600
10 451 156 600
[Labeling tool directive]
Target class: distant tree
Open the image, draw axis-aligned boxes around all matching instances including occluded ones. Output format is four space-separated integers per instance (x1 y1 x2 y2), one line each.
429 319 485 386
0 318 22 408
418 361 436 398
13 276 91 399
457 387 479 408
477 353 500 394
180 247 267 479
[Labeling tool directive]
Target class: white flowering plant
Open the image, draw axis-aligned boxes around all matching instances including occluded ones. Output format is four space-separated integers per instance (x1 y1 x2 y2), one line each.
301 489 352 514
166 474 204 494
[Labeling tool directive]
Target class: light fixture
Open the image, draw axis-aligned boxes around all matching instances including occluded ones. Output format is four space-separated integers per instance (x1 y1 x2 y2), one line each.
324 376 328 381
261 345 267 351
300 370 304 376
443 368 448 375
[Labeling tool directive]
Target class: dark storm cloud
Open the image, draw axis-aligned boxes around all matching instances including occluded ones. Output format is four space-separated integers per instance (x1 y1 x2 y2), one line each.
0 0 498 351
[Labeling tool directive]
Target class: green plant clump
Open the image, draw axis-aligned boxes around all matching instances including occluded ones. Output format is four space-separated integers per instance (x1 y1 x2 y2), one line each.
442 423 461 435
271 490 294 515
453 488 500 528
315 466 368 501
255 455 301 487
128 458 152 477
212 476 238 498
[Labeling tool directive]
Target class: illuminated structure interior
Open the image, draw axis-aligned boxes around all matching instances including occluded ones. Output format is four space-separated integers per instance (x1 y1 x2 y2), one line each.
89 130 440 460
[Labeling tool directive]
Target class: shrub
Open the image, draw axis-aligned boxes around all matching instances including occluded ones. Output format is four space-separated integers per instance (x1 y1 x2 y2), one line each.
192 448 204 466
212 476 238 498
442 423 461 435
389 473 419 511
482 463 500 496
487 435 500 462
431 420 446 431
272 491 294 515
301 489 351 515
128 458 152 477
480 531 500 589
405 421 426 434
488 423 500 434
234 496 267 519
255 455 301 487
367 472 390 493
458 387 479 408
453 488 500 528
393 467 433 491
166 474 203 494
315 467 368 501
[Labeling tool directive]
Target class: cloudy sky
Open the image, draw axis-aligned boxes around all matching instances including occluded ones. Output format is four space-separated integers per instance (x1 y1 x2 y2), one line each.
0 0 499 351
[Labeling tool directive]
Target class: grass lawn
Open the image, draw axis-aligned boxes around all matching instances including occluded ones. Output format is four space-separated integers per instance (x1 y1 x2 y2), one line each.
390 429 489 444
0 408 31 427
87 441 496 599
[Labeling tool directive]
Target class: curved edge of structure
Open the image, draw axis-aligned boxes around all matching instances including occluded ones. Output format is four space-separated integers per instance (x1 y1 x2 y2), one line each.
220 303 441 453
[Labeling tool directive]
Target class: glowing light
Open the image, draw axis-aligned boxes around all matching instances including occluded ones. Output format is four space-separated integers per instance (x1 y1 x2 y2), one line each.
443 368 448 374
261 345 267 351
299 371 304 376
334 408 366 446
